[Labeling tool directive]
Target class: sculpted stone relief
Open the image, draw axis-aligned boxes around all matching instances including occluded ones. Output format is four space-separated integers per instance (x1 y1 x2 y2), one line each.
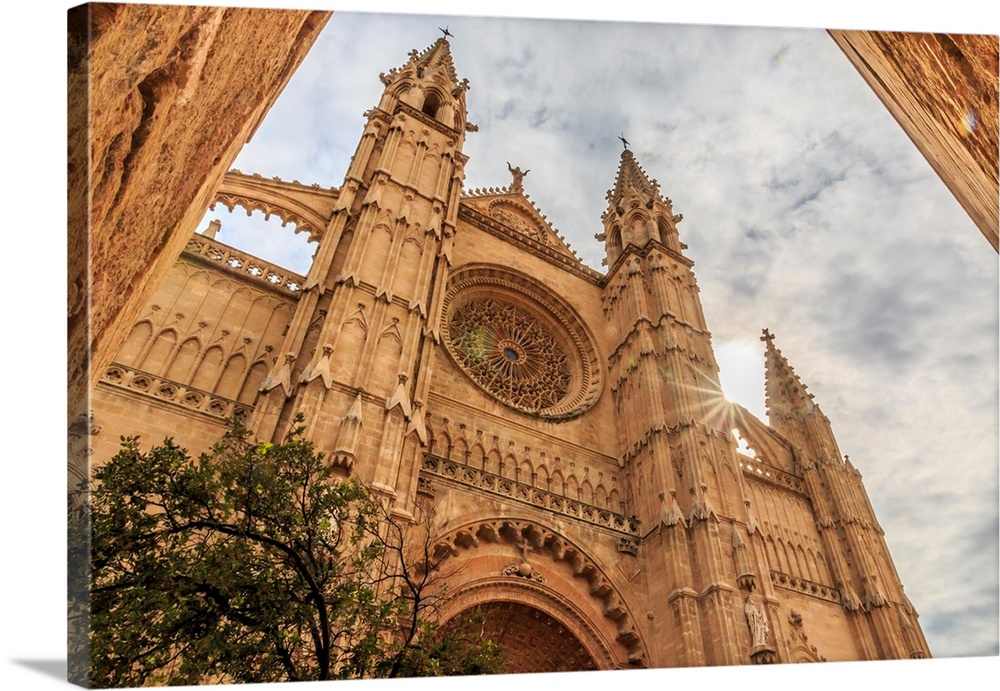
743 595 770 648
429 516 647 665
490 205 547 244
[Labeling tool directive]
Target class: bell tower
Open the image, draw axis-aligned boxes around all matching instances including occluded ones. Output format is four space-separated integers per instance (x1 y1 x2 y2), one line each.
251 35 473 520
600 147 770 666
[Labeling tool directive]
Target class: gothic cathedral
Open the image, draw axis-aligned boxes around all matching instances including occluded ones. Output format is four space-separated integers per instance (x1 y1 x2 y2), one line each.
88 35 931 672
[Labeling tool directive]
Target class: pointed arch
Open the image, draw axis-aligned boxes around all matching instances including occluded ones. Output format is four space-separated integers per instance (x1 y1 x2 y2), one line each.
516 457 533 485
485 445 502 476
430 517 649 668
502 447 518 480
399 128 419 153
535 463 551 491
453 431 470 464
421 89 442 118
765 536 779 572
439 425 455 461
191 345 224 392
238 360 270 404
216 353 247 400
608 487 624 514
551 467 566 494
469 435 487 466
775 537 790 574
118 320 153 368
798 545 814 581
594 482 608 510
566 473 580 501
783 540 799 578
815 551 832 585
141 328 178 375
167 337 201 383
392 233 423 300
607 224 623 265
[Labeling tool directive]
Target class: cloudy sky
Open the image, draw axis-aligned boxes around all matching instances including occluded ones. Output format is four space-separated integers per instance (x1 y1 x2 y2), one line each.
2 2 995 690
204 5 999 663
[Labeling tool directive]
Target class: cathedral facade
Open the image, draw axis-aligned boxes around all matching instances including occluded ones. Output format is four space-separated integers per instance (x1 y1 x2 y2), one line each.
86 35 931 672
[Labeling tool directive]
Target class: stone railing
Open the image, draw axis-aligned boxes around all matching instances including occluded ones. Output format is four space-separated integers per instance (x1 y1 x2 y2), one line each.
184 235 305 295
102 363 253 422
741 458 804 493
421 453 640 536
770 570 840 604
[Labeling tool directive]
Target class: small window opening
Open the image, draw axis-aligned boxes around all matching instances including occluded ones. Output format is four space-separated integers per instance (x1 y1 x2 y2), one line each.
422 91 441 118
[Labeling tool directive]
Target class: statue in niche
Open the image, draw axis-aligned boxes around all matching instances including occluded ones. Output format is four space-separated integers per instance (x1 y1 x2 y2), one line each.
743 595 769 648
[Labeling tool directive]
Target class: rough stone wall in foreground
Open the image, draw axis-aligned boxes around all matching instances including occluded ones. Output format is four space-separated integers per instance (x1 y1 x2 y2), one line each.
67 3 331 432
828 30 999 250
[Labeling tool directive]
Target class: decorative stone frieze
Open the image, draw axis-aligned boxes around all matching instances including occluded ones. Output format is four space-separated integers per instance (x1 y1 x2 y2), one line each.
421 454 639 536
185 235 305 295
101 363 253 421
770 570 841 604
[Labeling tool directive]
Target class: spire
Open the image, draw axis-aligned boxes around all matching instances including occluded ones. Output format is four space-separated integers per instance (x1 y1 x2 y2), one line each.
599 146 685 266
380 36 465 95
376 35 471 136
761 328 817 424
607 149 661 212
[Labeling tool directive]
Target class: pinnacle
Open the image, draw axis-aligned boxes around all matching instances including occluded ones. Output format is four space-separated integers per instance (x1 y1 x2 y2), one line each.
407 36 461 86
607 147 660 211
761 329 817 424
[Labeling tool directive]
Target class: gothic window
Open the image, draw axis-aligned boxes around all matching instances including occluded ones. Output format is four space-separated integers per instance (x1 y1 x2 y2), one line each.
607 225 623 265
422 90 441 118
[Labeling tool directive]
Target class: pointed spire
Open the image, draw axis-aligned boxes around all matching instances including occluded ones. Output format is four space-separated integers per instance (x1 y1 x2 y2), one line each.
761 328 818 424
601 146 684 264
375 35 470 136
607 148 661 212
381 36 463 93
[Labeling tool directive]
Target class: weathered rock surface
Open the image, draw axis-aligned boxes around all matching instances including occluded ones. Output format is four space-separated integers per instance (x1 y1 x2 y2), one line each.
68 3 331 424
829 30 999 250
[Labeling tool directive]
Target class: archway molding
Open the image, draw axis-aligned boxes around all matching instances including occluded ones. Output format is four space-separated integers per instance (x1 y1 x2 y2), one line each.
440 578 612 672
428 515 649 666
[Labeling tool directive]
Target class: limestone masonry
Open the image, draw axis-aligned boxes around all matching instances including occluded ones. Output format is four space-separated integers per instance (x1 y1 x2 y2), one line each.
86 34 931 671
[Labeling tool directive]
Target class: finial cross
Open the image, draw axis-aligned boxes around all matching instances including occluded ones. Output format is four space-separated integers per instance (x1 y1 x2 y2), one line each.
760 328 775 344
618 133 630 150
439 25 453 39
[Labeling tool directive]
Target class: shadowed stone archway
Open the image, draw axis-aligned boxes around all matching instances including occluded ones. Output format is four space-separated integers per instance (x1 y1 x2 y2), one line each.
445 601 599 674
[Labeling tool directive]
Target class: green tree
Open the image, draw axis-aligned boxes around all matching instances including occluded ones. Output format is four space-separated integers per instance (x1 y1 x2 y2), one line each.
68 416 506 687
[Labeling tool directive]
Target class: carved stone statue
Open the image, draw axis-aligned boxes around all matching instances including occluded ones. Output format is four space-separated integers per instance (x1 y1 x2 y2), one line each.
506 161 530 191
743 595 769 648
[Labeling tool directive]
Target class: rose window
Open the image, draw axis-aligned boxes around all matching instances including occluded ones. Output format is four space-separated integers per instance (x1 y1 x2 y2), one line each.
448 298 572 412
442 265 604 420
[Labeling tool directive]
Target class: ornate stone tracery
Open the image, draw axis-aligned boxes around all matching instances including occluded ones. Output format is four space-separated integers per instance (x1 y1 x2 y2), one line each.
441 265 603 420
449 297 570 411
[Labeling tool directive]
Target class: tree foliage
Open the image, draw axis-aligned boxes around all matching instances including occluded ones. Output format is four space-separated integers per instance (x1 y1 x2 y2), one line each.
68 416 506 687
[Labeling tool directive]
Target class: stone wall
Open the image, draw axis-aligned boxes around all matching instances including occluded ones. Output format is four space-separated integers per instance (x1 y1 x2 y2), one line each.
67 3 331 429
828 30 999 250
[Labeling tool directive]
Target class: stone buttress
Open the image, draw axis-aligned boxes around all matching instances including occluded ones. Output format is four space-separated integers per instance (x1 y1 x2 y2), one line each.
251 37 472 521
761 331 930 660
599 149 774 666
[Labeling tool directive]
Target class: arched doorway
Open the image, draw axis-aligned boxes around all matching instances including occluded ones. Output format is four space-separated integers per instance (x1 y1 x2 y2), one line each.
444 601 598 674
